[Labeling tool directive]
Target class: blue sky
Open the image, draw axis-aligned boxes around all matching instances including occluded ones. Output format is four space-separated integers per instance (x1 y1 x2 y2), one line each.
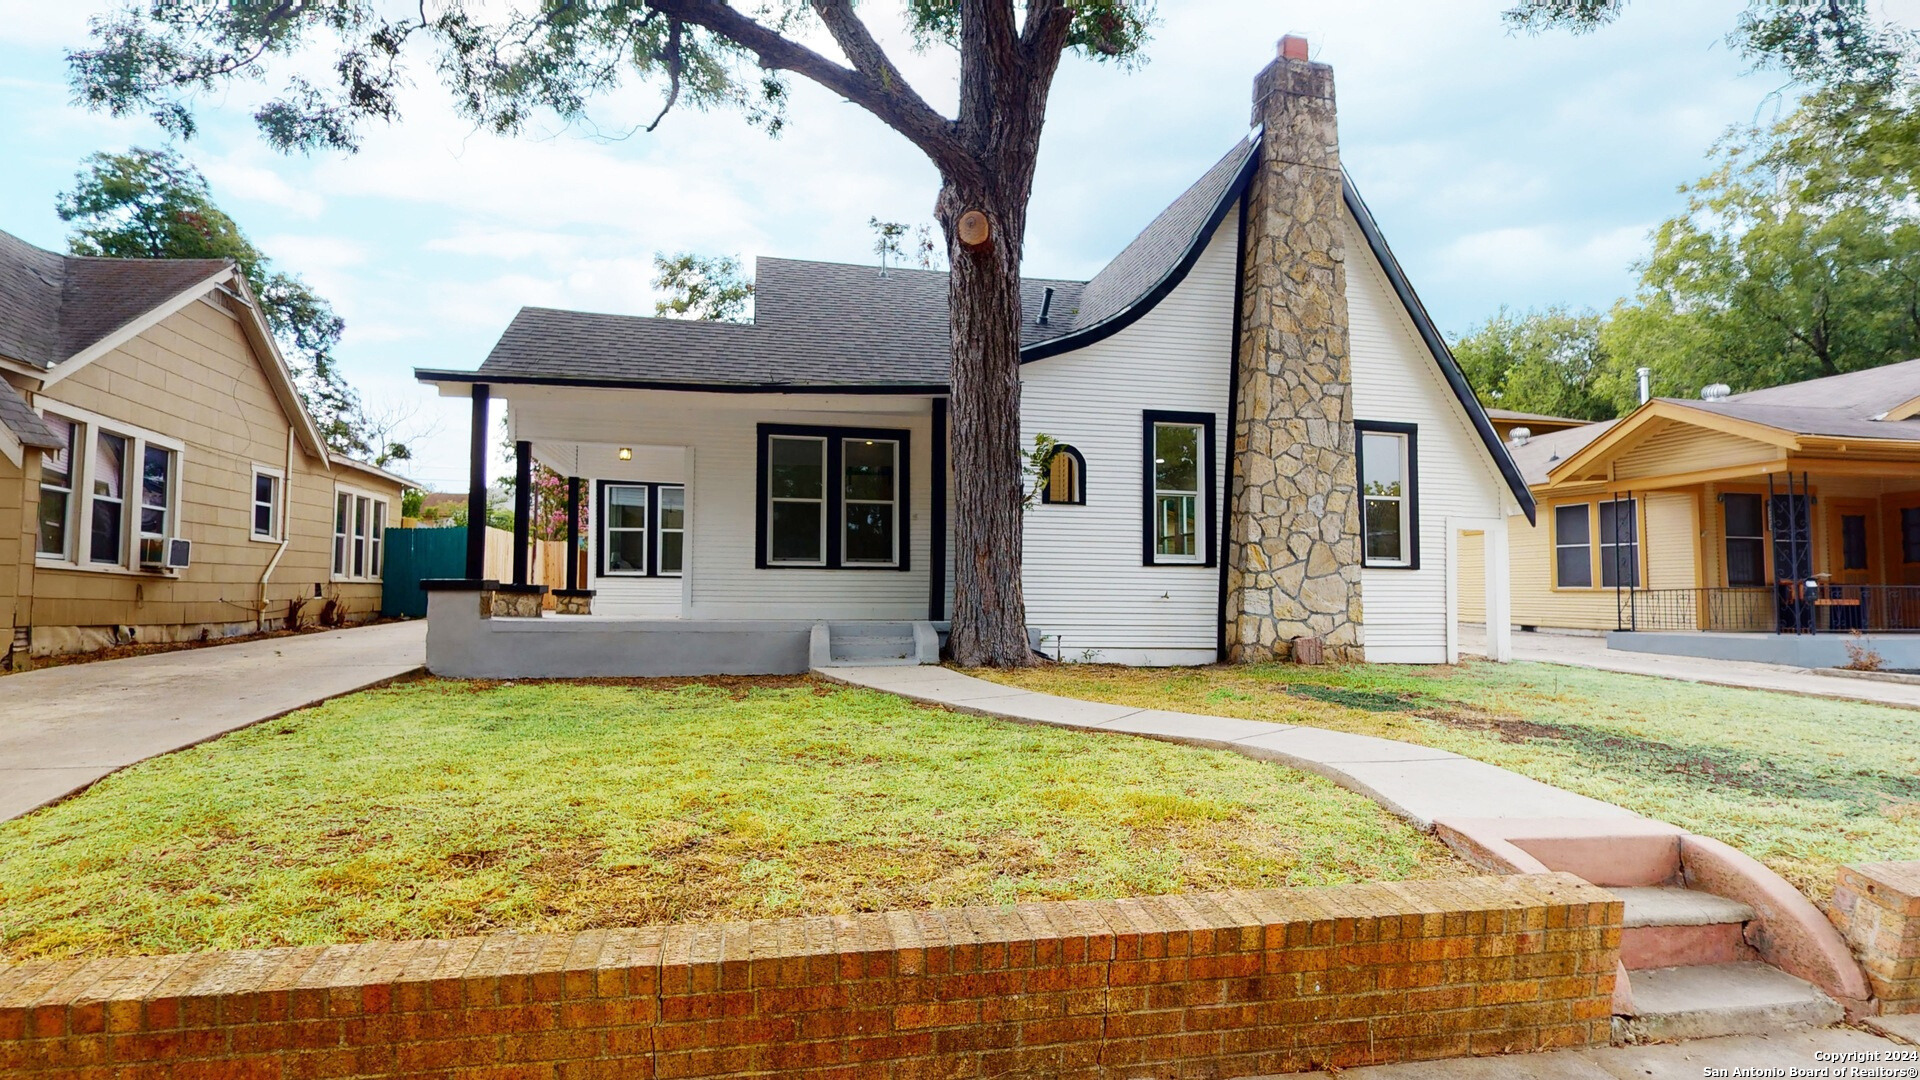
0 1 1872 490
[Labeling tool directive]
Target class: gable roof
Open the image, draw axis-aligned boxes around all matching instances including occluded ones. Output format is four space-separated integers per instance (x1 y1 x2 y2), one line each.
428 139 1260 393
1537 358 1920 488
421 136 1533 518
1503 419 1616 487
0 229 231 371
0 227 331 461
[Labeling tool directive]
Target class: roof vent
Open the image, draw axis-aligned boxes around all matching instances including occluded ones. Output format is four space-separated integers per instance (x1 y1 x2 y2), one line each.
1509 427 1531 447
1701 383 1731 402
1037 286 1055 326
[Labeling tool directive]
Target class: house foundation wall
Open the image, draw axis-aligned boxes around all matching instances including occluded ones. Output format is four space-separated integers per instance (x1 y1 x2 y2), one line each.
424 587 814 678
0 873 1621 1079
1607 630 1920 669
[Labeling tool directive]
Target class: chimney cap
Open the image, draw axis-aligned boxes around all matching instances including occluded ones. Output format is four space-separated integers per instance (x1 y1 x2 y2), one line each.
1280 35 1309 61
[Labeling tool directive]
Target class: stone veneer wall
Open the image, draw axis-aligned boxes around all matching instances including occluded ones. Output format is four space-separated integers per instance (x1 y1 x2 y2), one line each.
1832 861 1920 1012
0 874 1621 1078
1225 42 1365 663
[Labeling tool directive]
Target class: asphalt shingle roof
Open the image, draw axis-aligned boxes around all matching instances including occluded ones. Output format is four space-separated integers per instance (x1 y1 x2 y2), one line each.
0 228 231 448
1662 359 1920 441
471 139 1259 389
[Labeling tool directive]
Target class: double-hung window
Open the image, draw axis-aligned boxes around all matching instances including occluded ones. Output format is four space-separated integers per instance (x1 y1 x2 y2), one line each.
1724 493 1767 586
140 444 173 541
251 466 284 541
758 425 910 570
1554 504 1593 588
89 431 129 565
1904 507 1920 564
332 486 390 582
36 415 76 558
1598 499 1640 588
597 481 686 577
1142 412 1215 567
1357 422 1418 569
32 403 182 571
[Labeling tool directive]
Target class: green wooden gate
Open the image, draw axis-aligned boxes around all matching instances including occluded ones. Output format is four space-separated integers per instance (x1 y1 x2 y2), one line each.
382 526 468 618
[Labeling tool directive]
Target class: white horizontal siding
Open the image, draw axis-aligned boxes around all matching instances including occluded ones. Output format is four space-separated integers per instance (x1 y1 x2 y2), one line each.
510 390 933 621
1018 218 1237 664
1345 214 1512 664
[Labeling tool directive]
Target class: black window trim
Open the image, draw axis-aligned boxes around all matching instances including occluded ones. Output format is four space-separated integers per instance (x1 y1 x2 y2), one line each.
1140 410 1217 568
755 422 912 571
596 479 685 579
1039 444 1087 506
1355 420 1421 571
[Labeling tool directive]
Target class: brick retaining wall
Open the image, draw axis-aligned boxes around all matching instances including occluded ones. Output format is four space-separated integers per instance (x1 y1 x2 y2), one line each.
1832 861 1920 1013
1 873 1620 1079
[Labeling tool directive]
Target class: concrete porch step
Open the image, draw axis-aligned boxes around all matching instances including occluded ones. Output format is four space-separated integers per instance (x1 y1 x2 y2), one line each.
1612 962 1842 1044
1616 886 1757 969
810 622 940 668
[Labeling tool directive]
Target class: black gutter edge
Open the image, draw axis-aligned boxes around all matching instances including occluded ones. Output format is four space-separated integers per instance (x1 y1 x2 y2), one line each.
1020 141 1262 364
1339 174 1537 525
415 369 949 397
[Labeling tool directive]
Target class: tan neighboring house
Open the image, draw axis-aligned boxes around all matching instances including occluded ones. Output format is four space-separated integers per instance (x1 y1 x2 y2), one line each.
1462 362 1920 664
0 228 408 665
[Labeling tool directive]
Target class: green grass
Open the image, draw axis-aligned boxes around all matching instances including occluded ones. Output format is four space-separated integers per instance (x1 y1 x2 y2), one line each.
977 660 1920 906
0 677 1462 961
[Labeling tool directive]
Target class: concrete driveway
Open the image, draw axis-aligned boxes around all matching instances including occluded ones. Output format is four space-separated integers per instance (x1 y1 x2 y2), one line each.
0 620 426 821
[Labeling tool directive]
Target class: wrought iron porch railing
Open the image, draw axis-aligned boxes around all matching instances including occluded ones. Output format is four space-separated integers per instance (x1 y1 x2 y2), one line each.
1617 585 1920 634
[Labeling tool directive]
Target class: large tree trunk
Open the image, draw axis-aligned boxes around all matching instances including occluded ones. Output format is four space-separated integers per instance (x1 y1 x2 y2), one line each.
940 180 1036 667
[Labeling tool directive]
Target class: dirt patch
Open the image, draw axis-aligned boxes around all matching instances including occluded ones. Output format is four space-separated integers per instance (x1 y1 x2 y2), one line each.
1278 685 1425 712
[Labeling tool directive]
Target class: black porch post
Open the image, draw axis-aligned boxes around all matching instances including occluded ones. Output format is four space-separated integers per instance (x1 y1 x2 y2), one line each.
929 396 948 622
512 440 532 586
464 384 490 580
565 476 581 592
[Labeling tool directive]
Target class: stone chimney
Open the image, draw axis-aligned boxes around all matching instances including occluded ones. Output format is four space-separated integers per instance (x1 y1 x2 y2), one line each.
1224 36 1364 663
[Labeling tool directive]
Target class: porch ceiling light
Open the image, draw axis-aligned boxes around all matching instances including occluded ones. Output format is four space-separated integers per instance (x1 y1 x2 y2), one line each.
618 447 633 461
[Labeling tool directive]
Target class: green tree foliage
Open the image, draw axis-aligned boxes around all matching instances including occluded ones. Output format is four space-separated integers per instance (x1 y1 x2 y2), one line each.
56 147 389 459
1504 0 1912 89
651 252 753 322
1602 95 1920 398
66 0 1155 665
1452 307 1620 421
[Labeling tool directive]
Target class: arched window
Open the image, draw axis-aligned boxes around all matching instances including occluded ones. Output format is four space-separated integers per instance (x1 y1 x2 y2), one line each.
1041 445 1086 505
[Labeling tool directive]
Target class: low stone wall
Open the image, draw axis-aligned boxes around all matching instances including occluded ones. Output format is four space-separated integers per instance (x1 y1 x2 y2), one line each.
1 874 1620 1078
1832 861 1920 1012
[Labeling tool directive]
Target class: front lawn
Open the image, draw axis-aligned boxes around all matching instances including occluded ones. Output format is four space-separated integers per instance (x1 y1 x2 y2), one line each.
977 660 1920 905
0 677 1462 961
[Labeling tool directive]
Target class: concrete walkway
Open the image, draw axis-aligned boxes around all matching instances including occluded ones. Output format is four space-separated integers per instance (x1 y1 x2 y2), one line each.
0 620 426 821
1316 1027 1908 1079
819 664 1638 828
1460 625 1920 710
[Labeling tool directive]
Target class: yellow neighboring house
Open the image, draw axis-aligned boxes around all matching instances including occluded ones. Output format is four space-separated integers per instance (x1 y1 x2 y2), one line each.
1464 361 1920 660
0 228 409 665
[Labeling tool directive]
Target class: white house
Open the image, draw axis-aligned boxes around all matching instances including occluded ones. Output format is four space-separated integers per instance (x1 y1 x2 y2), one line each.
416 37 1533 677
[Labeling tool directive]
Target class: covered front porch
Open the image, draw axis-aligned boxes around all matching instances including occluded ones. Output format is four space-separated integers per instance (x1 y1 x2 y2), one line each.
417 374 953 677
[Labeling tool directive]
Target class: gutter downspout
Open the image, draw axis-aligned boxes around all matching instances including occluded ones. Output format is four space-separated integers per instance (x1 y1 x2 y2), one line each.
257 426 295 631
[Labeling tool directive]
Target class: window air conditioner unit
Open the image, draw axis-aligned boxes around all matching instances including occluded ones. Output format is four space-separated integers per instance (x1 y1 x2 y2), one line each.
138 537 191 570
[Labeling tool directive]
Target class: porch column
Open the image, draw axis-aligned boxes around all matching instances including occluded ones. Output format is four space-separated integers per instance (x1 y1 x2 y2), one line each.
1484 518 1514 663
512 440 532 586
464 384 490 580
565 476 581 592
929 397 949 622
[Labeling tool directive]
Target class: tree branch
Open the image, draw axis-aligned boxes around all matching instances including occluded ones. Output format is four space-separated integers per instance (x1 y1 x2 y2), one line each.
645 0 969 177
